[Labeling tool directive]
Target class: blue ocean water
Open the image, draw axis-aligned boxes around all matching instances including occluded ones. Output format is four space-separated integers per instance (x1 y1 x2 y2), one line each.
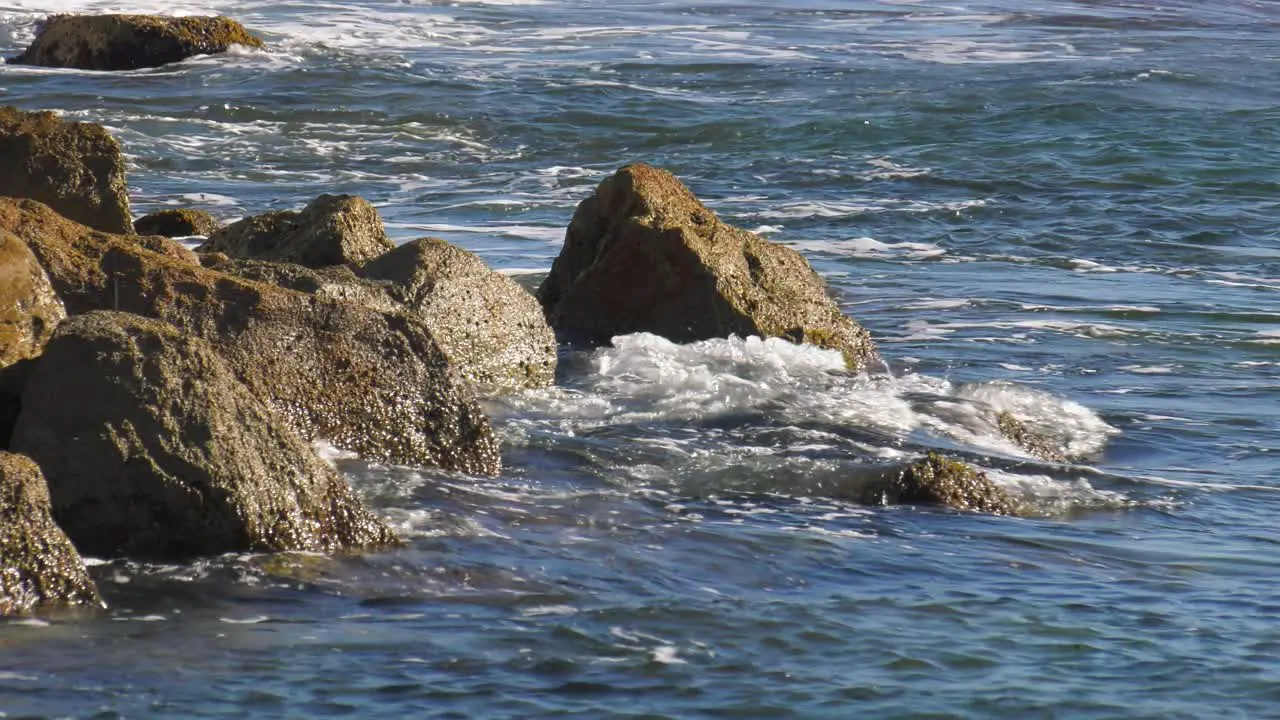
2 0 1280 716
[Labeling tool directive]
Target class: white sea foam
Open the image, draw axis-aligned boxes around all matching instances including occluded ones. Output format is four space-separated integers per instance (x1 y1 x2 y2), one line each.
783 236 946 260
751 198 987 220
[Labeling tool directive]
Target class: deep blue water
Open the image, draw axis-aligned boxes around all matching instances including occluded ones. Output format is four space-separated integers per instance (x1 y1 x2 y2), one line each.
2 0 1279 717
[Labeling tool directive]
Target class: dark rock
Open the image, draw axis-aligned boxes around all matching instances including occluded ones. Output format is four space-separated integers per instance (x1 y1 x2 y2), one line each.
537 163 880 371
0 106 132 233
0 360 32 449
11 311 398 559
134 208 220 238
0 197 500 475
0 230 65 369
12 14 264 71
860 453 1019 515
997 410 1067 463
359 239 557 394
199 194 394 269
0 451 103 616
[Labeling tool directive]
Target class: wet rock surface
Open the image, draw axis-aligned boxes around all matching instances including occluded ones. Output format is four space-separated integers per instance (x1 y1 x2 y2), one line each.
199 194 394 269
12 14 264 71
134 208 220 238
538 163 879 371
0 230 65 370
997 410 1068 463
0 451 103 616
10 311 399 559
860 453 1019 515
0 197 500 475
0 106 132 233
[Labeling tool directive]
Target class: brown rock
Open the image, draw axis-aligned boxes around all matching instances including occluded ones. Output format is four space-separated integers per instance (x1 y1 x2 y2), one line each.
0 451 103 616
359 238 557 394
0 106 132 233
860 452 1019 515
997 410 1067 463
537 164 880 371
199 194 394 268
12 14 264 71
0 230 65 369
0 197 500 475
134 208 220 238
11 311 398 559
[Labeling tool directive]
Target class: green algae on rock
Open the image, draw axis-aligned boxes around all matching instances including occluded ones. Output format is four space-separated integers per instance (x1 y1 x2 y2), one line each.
0 106 132 234
12 14 264 71
537 163 880 372
0 451 103 617
199 194 394 269
10 311 399 560
134 208 220 238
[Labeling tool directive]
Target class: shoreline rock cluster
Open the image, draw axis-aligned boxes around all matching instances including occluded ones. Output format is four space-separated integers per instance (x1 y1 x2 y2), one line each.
0 13 1066 617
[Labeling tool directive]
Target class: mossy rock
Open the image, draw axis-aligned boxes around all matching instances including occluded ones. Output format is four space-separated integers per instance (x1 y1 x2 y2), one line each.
997 411 1067 463
12 14 264 71
863 452 1019 515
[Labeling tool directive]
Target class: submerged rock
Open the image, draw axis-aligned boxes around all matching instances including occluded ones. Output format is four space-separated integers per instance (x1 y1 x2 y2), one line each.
11 311 399 559
861 453 1019 515
537 163 879 371
134 208 220 238
12 14 264 71
997 410 1067 463
0 106 132 233
0 230 65 370
0 197 500 475
0 451 103 616
359 238 557 394
199 194 393 269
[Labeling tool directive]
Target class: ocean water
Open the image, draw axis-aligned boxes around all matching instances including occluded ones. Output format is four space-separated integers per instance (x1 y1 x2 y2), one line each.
3 0 1280 716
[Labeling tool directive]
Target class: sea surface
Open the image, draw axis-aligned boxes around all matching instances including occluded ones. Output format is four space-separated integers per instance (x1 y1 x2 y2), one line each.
2 0 1280 717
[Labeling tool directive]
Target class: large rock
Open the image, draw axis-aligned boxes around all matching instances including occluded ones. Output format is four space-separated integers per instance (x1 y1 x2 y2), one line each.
0 451 103 616
360 239 557 393
134 208 220 238
859 453 1018 515
537 164 880 371
203 239 558 396
199 194 394 268
11 311 398 559
0 106 132 233
0 197 500 475
12 14 264 71
0 230 65 369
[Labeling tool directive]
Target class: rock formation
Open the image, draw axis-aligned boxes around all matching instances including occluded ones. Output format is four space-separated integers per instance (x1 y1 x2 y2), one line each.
0 230 65 369
199 194 394 268
0 106 132 233
537 163 879 371
12 14 264 71
859 453 1019 515
134 208 220 238
10 311 398 559
0 451 103 616
0 197 500 475
997 411 1067 463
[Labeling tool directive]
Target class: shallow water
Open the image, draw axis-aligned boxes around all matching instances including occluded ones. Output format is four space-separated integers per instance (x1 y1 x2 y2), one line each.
2 0 1280 716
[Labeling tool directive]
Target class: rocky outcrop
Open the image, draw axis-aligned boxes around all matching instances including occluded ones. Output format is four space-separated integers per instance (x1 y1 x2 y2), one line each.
0 451 103 616
859 453 1018 515
134 208 220 238
537 164 879 371
199 194 394 268
10 311 398 559
359 239 557 394
0 106 132 233
997 411 1067 463
202 239 558 396
12 14 264 71
0 230 65 370
0 197 500 475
